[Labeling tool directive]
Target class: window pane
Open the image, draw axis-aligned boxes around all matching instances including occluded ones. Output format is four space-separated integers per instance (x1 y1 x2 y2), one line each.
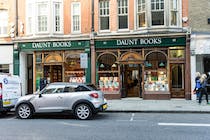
151 11 164 25
171 11 177 26
119 16 128 29
72 3 80 32
0 64 9 73
138 13 146 27
0 10 8 35
99 0 110 30
172 65 183 88
38 3 48 32
55 3 61 32
100 17 109 30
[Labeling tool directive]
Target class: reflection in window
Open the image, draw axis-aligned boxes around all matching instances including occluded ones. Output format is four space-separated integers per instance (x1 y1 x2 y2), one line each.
170 0 178 26
170 49 185 58
99 0 110 30
137 0 146 28
0 64 9 73
118 0 128 29
151 0 164 26
98 54 119 91
144 52 168 91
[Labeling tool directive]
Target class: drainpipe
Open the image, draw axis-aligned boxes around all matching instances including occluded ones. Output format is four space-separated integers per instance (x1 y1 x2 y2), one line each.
90 0 96 85
15 0 18 36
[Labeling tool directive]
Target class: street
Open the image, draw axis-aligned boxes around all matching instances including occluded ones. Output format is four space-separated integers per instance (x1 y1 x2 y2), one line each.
0 112 210 140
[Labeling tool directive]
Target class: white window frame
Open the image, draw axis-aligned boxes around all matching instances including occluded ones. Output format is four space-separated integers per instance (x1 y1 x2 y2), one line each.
26 1 34 35
117 0 129 30
36 2 49 33
0 10 8 36
169 0 181 27
71 2 81 33
136 0 146 29
53 1 63 33
99 0 110 31
151 0 165 27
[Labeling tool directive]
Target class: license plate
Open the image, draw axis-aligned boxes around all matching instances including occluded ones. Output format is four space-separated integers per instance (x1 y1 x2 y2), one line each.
103 104 108 110
3 100 11 105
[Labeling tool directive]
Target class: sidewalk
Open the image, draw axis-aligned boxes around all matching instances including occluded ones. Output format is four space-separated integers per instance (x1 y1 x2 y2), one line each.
106 98 210 113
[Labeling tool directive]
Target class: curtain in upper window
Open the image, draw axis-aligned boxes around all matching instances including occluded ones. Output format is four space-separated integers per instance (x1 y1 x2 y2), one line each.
137 0 146 28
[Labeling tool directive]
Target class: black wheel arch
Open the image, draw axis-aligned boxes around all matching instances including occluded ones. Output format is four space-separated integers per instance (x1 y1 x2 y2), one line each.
16 101 35 113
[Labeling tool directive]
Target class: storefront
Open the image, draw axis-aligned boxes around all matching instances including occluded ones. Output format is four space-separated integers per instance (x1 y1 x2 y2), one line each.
15 40 90 94
95 35 191 100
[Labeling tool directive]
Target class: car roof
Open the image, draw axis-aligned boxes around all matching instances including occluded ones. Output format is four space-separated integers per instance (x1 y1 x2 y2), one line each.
49 82 88 86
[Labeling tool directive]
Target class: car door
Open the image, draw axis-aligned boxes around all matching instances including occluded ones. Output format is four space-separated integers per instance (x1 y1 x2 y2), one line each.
34 85 66 112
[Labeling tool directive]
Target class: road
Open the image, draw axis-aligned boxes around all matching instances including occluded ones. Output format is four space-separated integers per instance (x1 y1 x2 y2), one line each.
0 112 210 140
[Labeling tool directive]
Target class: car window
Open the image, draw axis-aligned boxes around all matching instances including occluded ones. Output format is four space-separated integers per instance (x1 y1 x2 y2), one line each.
75 85 90 92
54 88 64 93
64 86 76 93
41 88 57 94
86 84 99 91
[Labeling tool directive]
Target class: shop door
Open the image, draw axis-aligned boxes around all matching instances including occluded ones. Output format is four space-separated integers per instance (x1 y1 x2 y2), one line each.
122 64 142 97
170 64 185 98
44 65 62 83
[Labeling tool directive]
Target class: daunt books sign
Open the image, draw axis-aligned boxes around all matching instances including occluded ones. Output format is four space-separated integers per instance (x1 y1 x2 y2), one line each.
18 40 90 51
95 37 186 49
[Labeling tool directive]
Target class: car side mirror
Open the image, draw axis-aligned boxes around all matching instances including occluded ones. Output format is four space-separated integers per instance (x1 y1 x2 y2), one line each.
39 93 42 98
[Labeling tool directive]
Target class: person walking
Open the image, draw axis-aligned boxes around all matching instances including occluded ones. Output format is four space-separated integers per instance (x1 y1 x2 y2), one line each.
198 74 209 104
194 72 201 99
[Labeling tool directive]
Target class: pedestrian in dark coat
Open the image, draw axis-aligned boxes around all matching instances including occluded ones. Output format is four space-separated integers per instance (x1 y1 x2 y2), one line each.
198 74 209 104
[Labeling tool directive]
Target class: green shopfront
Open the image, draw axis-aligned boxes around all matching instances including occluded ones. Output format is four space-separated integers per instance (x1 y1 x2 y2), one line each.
15 40 91 93
95 35 191 100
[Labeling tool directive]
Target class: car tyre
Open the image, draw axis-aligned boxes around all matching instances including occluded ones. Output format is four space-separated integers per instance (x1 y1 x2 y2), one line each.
74 104 92 120
16 103 33 119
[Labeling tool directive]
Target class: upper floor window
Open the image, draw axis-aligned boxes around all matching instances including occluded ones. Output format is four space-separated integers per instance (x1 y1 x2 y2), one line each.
54 2 62 32
99 0 110 31
118 0 128 29
71 2 81 33
170 0 178 26
137 0 146 28
0 10 8 36
151 0 164 26
37 3 48 32
26 3 33 34
26 0 63 35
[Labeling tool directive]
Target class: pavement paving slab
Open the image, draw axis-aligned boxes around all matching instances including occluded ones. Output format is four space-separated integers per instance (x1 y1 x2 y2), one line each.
106 98 210 113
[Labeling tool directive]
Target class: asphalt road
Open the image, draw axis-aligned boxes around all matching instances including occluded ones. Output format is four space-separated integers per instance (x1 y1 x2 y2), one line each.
1 112 210 140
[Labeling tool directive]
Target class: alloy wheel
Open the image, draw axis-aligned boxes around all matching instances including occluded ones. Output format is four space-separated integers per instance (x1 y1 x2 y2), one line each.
75 104 92 120
17 104 32 119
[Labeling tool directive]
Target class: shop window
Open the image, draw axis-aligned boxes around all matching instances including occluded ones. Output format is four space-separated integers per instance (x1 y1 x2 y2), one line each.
170 49 185 58
98 54 119 92
144 52 168 91
0 64 9 73
65 54 85 83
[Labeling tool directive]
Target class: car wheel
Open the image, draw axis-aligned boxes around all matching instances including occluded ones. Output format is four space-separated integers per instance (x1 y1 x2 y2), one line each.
16 104 33 119
74 104 92 120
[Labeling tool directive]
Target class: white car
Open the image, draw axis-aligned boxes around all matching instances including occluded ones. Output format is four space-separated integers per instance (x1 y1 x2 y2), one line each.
15 82 107 120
